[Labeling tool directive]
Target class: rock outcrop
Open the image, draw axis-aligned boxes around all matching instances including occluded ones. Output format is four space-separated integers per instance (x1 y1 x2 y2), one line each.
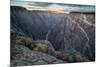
11 44 64 66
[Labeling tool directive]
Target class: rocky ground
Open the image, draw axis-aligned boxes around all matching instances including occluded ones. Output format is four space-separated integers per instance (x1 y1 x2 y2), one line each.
10 6 95 66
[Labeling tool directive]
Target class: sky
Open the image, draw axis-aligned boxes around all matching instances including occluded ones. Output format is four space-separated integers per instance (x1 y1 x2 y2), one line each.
11 0 95 13
11 0 95 5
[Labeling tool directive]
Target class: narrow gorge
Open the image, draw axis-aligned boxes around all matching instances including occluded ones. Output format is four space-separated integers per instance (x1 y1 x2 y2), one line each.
11 6 95 66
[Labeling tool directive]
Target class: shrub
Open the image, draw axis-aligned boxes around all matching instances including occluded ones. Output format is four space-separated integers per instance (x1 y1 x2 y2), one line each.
33 43 48 52
16 39 25 45
53 51 69 61
72 52 89 62
16 37 33 45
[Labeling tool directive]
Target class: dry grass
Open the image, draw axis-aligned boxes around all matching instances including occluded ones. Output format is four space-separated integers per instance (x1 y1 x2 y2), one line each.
33 43 48 51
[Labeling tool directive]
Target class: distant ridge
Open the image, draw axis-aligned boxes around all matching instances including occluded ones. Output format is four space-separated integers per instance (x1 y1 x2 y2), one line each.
11 6 27 10
11 6 95 14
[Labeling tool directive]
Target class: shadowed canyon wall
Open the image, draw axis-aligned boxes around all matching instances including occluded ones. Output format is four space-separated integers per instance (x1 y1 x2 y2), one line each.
11 6 95 65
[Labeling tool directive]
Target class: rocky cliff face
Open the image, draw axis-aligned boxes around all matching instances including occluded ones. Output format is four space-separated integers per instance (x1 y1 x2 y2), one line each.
11 6 95 66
